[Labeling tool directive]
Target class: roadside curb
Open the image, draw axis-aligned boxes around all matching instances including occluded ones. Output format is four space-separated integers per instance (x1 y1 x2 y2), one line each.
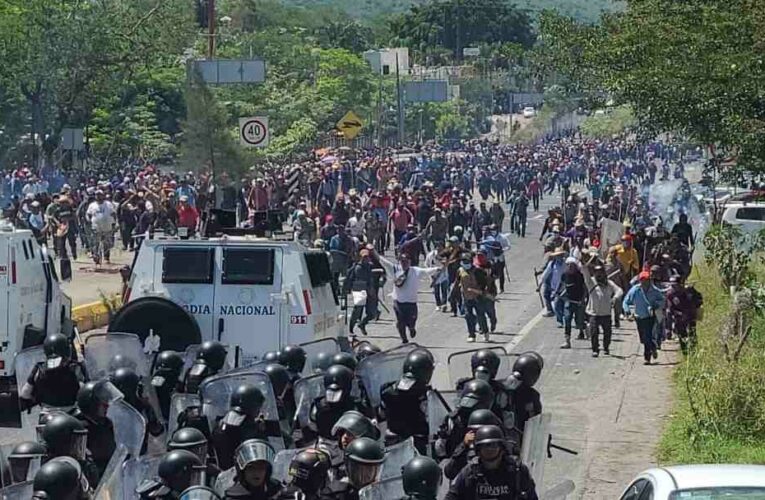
71 295 122 332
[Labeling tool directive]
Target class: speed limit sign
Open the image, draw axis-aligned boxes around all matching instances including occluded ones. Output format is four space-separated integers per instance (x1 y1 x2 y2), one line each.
238 116 269 148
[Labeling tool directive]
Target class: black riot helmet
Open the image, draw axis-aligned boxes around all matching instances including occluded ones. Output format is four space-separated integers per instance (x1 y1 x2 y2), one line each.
512 353 543 387
279 345 307 374
332 352 358 372
9 441 46 484
263 351 281 364
331 410 380 441
473 424 505 447
108 353 138 372
155 350 184 375
43 333 71 361
41 414 88 461
32 457 87 500
76 380 122 418
470 350 501 381
458 379 494 411
179 486 222 500
158 450 206 493
344 437 385 489
323 365 354 403
229 383 265 417
467 409 501 429
354 342 381 362
198 341 228 371
234 439 276 479
110 367 142 400
264 363 291 399
312 352 334 374
401 456 443 500
168 427 209 461
288 448 331 493
398 349 435 391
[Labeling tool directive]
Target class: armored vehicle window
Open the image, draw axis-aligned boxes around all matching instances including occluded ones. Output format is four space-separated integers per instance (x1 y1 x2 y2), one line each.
162 248 215 284
222 248 275 285
305 251 332 287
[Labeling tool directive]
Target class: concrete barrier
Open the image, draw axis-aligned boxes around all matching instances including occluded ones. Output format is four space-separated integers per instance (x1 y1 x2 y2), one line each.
71 295 122 332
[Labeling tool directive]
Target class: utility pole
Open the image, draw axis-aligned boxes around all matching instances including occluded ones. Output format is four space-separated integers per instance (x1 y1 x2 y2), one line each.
396 53 405 145
377 72 383 147
207 0 216 59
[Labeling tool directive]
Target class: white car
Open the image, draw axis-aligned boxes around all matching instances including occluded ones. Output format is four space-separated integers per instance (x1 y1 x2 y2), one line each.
522 106 536 118
620 464 765 499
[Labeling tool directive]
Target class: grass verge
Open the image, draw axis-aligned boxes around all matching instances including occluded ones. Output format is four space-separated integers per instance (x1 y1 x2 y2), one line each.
657 261 765 464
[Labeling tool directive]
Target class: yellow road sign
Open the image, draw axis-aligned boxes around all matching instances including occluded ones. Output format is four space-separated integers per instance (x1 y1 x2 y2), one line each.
337 111 363 140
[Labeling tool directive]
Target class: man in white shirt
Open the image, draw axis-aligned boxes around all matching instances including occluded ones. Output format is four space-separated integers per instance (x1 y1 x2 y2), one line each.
378 252 440 343
86 190 116 265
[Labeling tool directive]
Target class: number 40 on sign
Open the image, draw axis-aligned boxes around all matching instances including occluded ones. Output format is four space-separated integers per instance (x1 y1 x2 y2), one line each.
239 116 270 148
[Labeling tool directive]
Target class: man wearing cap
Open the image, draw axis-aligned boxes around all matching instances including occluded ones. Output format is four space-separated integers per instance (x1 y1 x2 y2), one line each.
451 253 490 343
538 248 566 322
608 233 640 323
344 249 377 336
177 195 199 236
622 271 666 365
86 190 116 265
581 256 623 357
559 256 585 349
49 194 78 262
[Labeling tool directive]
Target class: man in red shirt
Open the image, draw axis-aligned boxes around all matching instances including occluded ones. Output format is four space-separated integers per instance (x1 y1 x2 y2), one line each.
177 195 199 236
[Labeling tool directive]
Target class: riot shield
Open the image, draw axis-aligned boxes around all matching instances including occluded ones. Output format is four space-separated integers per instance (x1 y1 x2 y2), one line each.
167 393 200 443
213 467 237 496
542 480 575 500
358 477 404 500
447 347 515 388
14 346 45 438
0 481 33 500
93 444 129 499
107 400 147 459
84 332 164 423
381 437 417 481
426 390 459 445
272 447 306 483
0 443 43 488
183 344 232 374
299 338 341 375
122 453 163 500
199 372 284 450
520 412 551 488
357 343 423 409
292 374 324 430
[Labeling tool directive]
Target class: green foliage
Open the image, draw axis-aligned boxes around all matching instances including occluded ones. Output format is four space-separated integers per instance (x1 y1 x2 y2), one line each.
702 224 765 290
658 261 765 465
579 106 635 138
388 0 535 64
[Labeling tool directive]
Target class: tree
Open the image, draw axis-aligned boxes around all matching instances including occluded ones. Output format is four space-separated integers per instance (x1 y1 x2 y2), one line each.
389 0 535 64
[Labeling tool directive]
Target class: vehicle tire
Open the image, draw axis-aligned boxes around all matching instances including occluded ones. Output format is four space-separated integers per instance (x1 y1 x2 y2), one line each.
108 297 202 352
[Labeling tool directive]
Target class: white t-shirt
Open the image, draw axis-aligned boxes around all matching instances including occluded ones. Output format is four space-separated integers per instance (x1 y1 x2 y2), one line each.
87 201 115 232
379 256 439 304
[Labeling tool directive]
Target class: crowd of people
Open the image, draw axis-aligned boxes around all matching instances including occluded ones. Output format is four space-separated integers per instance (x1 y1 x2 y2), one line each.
1 129 706 499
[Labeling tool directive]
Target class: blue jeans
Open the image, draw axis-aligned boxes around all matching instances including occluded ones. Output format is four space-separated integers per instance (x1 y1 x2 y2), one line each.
636 316 656 361
463 299 488 337
434 281 449 307
563 301 584 337
553 296 565 325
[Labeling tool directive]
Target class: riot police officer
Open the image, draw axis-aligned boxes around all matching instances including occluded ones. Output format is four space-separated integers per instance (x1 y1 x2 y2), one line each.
7 440 46 485
331 352 358 372
109 353 139 372
308 365 364 441
40 413 100 486
263 351 281 364
279 345 307 383
224 439 282 500
445 425 537 500
353 342 381 362
20 333 86 409
32 456 92 500
327 410 380 481
312 352 334 374
137 450 207 499
169 427 221 483
277 448 332 500
504 353 543 438
70 380 117 479
263 363 295 423
401 456 442 500
455 350 516 431
444 409 502 480
379 349 434 454
184 341 228 394
211 384 282 470
111 367 165 441
331 437 385 500
435 379 494 460
151 350 185 421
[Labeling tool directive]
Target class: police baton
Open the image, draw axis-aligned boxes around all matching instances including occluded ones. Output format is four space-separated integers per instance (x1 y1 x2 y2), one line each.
547 434 578 458
429 387 453 413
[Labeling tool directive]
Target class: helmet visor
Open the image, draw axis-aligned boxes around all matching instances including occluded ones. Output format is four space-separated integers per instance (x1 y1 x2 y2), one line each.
474 367 492 381
151 375 167 387
180 485 220 500
9 456 42 483
396 375 417 391
346 461 381 489
222 410 247 427
325 387 344 403
71 431 88 461
235 440 276 471
46 357 64 369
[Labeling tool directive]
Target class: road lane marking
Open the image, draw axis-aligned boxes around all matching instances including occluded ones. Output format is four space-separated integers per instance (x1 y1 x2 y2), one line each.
503 308 545 352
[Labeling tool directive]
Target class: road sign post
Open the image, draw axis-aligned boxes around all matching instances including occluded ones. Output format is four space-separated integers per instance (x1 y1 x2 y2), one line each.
336 111 364 140
239 117 270 148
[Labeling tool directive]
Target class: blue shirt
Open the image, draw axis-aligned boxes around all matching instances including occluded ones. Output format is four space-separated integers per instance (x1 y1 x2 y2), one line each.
622 283 665 319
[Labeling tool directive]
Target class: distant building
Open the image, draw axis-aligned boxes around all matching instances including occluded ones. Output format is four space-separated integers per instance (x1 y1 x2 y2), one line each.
363 48 410 75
